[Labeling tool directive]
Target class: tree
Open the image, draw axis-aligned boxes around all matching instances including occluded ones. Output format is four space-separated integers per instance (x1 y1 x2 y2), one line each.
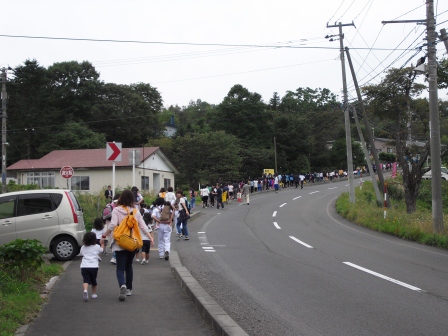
363 67 428 213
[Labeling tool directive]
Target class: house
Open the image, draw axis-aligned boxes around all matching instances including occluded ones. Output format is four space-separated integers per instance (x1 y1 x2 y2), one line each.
372 138 396 154
164 115 178 137
7 147 179 194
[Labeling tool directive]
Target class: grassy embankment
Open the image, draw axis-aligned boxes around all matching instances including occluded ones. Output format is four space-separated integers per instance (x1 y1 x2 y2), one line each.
335 178 448 248
0 263 63 336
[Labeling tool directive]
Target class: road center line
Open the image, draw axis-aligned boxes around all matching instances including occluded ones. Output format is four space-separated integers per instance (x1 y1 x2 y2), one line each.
273 222 281 229
273 211 277 217
328 187 338 190
279 203 287 207
289 236 313 248
309 191 319 194
202 247 214 250
293 196 302 200
343 262 423 292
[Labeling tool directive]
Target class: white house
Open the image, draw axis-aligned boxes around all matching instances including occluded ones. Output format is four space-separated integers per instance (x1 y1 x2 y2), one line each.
7 147 179 195
164 115 178 137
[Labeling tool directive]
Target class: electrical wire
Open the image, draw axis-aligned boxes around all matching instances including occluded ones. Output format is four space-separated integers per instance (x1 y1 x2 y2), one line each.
328 0 347 23
335 0 356 23
391 3 425 20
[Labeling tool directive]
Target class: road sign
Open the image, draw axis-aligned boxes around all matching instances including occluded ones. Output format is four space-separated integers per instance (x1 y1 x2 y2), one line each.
60 166 74 179
106 142 122 161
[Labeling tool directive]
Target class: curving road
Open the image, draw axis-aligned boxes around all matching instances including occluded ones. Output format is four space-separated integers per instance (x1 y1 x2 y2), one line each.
175 180 448 335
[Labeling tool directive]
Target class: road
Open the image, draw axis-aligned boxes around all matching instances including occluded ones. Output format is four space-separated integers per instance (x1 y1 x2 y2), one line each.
174 179 448 335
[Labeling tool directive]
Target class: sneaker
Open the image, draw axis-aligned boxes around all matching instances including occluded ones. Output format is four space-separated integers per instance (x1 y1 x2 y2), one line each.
145 260 149 264
141 259 145 265
119 285 126 301
83 291 88 302
91 294 98 299
135 258 140 262
164 251 169 260
126 289 132 296
184 236 189 240
110 258 116 264
159 256 164 259
178 235 183 240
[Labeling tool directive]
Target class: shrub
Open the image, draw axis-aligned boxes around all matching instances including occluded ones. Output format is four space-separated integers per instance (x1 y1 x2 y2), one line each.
0 239 46 281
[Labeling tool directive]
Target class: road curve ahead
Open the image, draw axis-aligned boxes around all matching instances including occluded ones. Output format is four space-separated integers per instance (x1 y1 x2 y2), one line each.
175 181 448 335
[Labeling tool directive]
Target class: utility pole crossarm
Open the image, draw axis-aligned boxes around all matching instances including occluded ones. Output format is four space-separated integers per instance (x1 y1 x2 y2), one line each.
381 20 425 24
327 21 355 28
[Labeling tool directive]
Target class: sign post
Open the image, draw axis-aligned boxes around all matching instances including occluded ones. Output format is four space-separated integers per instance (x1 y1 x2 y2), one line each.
60 166 74 189
106 142 122 197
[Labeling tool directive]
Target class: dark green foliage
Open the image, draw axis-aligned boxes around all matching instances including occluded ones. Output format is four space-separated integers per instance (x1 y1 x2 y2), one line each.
0 239 46 281
379 152 396 163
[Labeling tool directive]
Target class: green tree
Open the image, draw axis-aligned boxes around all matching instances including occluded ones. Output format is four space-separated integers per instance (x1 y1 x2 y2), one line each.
363 67 428 214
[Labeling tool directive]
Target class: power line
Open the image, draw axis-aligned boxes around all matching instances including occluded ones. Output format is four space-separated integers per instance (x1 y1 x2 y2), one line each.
0 34 416 51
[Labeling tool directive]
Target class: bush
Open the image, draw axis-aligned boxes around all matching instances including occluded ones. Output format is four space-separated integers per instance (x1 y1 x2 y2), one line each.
0 239 46 281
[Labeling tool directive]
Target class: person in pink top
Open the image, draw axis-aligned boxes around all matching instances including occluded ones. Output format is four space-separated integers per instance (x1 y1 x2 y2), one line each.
100 190 152 301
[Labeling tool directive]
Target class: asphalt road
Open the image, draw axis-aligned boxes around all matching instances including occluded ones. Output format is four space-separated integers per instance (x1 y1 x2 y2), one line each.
176 179 448 335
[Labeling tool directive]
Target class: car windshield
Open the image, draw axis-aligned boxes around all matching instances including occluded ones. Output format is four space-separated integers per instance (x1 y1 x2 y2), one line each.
441 167 448 174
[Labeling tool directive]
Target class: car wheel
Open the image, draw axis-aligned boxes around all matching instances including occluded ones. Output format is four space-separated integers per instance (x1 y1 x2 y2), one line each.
51 236 78 261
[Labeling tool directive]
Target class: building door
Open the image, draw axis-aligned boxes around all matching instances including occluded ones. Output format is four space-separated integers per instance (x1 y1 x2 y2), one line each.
153 173 160 193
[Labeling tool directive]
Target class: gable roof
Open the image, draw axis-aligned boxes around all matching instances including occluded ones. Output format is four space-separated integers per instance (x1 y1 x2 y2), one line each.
7 147 178 173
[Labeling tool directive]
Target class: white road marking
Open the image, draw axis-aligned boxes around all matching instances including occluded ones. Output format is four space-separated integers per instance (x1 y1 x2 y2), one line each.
328 187 338 190
198 232 205 233
289 236 313 248
343 262 423 292
273 222 281 229
309 191 320 194
279 203 287 207
273 211 277 217
345 184 349 186
293 196 302 200
202 247 214 250
204 250 216 252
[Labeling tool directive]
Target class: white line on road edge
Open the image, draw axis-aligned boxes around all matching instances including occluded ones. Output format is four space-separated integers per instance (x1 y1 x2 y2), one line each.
343 262 423 292
273 211 277 217
273 222 281 229
289 236 313 248
293 196 302 200
279 203 287 207
309 191 320 194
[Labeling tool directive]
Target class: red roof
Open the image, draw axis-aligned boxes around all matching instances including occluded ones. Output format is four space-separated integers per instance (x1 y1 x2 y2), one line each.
7 147 159 171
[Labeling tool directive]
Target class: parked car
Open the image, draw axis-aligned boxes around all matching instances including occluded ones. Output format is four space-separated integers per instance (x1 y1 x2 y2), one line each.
422 167 448 180
0 190 85 261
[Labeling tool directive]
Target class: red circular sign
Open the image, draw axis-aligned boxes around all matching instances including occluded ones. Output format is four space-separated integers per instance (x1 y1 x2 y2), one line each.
60 166 74 179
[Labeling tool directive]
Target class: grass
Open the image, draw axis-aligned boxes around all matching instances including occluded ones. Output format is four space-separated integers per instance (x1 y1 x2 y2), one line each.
0 263 63 336
336 180 448 248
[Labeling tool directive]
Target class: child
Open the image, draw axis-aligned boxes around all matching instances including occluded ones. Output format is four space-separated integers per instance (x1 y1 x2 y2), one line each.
140 223 154 265
91 218 106 247
152 197 173 260
80 232 104 302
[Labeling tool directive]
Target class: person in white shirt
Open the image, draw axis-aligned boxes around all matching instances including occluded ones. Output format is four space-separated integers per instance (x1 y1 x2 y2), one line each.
200 185 210 208
80 232 104 302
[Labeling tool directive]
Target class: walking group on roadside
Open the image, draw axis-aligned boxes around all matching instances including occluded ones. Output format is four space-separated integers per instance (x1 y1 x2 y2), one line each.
79 185 191 302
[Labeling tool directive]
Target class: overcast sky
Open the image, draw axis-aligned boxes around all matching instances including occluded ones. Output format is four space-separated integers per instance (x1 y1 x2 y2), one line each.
1 0 447 107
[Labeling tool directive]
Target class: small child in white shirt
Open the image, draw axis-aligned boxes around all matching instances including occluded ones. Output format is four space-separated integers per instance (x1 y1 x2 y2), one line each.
80 232 104 302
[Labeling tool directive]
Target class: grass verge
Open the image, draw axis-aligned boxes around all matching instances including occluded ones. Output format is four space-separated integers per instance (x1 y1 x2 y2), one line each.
0 263 63 336
335 180 448 249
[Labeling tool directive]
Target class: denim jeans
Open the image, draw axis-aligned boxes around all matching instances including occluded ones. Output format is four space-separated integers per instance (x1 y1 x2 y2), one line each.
190 197 196 209
177 217 189 237
115 249 136 290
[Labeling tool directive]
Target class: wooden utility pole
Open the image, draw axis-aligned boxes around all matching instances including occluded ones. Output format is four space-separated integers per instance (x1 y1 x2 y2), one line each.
345 48 387 206
1 68 7 194
327 21 355 203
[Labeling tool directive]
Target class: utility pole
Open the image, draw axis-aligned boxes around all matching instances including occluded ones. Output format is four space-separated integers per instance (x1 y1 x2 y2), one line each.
1 68 7 194
274 136 278 174
382 1 443 232
440 28 448 53
327 21 355 203
427 0 444 233
345 47 388 206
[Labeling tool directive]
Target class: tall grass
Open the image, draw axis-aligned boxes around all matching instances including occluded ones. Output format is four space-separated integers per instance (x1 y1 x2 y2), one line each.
335 180 448 248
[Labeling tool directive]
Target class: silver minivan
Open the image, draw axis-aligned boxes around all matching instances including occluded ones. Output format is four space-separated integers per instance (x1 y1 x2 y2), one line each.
0 189 85 261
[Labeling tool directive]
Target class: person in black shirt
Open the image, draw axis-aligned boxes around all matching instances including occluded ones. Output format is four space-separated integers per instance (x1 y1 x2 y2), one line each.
104 186 113 202
215 184 224 210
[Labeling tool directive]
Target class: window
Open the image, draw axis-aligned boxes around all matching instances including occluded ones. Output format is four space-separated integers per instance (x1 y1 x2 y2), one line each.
27 171 55 188
387 147 393 153
0 196 16 219
17 194 53 217
141 176 149 190
164 178 171 189
71 176 90 191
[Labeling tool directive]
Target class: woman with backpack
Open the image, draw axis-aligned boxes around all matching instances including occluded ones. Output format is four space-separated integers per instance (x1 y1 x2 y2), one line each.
100 189 153 301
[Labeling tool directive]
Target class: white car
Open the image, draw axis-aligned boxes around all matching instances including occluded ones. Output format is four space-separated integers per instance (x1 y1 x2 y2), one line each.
422 167 448 180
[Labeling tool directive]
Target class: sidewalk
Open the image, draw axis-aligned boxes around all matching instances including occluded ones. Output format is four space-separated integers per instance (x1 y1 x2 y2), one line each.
21 218 248 336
